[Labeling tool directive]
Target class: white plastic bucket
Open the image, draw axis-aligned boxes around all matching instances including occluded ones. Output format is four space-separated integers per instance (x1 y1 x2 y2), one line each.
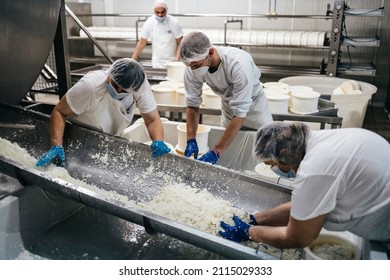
151 84 177 105
304 231 362 260
176 123 210 155
279 76 377 127
265 93 290 114
159 80 184 90
166 61 186 82
290 91 320 114
203 89 221 109
176 87 186 106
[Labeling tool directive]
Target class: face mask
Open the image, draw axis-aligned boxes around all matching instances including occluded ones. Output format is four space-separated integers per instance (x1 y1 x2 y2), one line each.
156 16 166 23
107 83 128 100
192 66 209 79
271 165 296 178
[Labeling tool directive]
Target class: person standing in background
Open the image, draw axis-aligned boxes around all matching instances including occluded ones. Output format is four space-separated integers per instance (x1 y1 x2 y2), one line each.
131 0 183 69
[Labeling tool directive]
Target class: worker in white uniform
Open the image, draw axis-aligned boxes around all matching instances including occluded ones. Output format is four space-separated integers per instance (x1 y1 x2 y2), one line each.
36 58 170 167
131 0 183 69
179 31 273 165
219 122 390 250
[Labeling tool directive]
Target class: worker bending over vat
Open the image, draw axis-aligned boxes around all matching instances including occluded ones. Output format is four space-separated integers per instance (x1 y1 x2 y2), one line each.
36 58 170 167
179 31 273 165
219 122 390 250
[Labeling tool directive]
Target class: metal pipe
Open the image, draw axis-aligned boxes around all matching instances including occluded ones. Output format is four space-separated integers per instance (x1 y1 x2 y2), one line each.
65 4 114 64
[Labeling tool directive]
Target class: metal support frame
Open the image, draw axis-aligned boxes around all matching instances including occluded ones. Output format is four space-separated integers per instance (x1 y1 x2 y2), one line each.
327 0 345 77
224 19 243 45
54 0 72 97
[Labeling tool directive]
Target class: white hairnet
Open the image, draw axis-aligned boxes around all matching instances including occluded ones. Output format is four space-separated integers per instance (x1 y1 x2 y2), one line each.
153 0 168 10
109 58 145 92
180 32 212 64
253 122 310 165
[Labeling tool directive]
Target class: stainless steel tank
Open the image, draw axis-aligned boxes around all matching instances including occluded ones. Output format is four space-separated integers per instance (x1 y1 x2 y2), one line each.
0 0 61 104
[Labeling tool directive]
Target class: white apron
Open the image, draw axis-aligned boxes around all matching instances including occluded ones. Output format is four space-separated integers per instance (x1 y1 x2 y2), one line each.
152 26 176 68
70 94 134 136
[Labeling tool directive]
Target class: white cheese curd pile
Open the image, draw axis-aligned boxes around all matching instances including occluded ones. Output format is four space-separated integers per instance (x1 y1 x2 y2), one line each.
0 137 134 205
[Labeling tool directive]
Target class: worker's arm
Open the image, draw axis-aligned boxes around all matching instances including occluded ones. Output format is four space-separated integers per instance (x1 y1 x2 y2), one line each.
141 108 164 141
50 96 76 146
213 116 245 156
175 36 183 61
249 210 326 249
132 38 148 61
185 106 200 140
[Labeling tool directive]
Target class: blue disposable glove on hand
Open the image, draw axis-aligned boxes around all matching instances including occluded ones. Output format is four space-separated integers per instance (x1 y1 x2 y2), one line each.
249 214 257 225
151 140 171 158
198 150 219 164
219 215 251 243
36 145 65 167
184 139 199 159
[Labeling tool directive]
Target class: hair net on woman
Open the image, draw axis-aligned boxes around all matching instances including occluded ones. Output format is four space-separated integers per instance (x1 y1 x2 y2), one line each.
253 122 310 166
180 32 212 64
109 58 145 92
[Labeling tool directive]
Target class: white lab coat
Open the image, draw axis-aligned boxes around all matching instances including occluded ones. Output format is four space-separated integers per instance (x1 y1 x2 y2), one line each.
184 46 273 130
66 70 157 136
140 15 183 68
291 128 390 241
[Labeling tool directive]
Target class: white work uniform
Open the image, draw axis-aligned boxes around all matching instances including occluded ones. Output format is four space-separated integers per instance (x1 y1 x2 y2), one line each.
140 14 183 68
291 128 390 241
184 46 273 130
66 70 157 136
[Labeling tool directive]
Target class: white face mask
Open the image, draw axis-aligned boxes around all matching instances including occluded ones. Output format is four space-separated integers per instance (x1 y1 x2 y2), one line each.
192 66 209 79
107 83 128 100
155 15 166 23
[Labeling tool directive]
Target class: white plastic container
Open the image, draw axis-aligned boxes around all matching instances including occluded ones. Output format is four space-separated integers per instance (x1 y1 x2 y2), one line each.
279 76 377 127
166 61 186 82
159 80 184 90
290 91 320 114
151 84 177 105
304 230 362 260
176 87 186 106
176 123 210 155
266 93 290 114
203 89 221 109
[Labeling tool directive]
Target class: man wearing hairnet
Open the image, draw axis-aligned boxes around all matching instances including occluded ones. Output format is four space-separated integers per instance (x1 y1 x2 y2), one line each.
180 31 273 164
36 58 170 167
219 122 390 250
131 0 183 69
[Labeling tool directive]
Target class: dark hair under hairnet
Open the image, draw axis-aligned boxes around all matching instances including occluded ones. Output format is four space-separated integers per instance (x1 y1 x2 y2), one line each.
253 122 310 166
180 32 212 63
109 58 145 91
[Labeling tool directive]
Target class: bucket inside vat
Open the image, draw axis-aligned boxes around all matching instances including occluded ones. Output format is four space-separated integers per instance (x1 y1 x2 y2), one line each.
279 76 377 127
176 87 186 106
151 84 177 105
176 123 210 155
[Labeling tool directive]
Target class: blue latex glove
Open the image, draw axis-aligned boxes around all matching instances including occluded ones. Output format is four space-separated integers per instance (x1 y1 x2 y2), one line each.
184 139 199 159
36 145 65 167
198 150 219 164
219 215 251 243
151 140 171 158
249 213 257 225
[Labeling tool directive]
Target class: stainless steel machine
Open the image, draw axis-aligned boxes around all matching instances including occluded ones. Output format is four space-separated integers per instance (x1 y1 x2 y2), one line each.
0 0 293 260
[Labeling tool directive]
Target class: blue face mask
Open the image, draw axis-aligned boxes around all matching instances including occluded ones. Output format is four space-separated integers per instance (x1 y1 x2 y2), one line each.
156 15 166 23
107 83 128 100
271 165 296 179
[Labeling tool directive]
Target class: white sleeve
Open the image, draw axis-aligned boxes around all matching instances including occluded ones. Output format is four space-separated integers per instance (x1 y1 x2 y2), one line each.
65 77 96 115
183 67 203 107
134 80 157 114
290 174 341 220
228 61 254 118
140 17 153 39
